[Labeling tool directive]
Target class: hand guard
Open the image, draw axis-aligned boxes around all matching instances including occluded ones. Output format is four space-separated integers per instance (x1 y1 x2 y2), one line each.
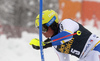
29 38 52 50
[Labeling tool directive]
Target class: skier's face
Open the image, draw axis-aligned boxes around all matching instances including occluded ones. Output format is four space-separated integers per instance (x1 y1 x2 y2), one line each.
42 26 54 38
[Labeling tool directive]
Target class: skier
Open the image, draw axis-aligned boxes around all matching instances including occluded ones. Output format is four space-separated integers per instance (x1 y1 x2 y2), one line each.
29 10 100 61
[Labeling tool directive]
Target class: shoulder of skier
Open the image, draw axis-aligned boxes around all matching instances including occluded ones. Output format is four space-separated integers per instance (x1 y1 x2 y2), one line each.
51 19 80 46
59 19 79 33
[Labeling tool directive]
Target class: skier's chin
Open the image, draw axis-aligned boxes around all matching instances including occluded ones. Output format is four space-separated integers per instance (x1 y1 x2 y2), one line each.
45 35 51 38
45 36 49 38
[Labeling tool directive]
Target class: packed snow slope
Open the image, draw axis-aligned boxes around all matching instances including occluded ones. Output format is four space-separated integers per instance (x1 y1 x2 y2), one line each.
0 24 100 61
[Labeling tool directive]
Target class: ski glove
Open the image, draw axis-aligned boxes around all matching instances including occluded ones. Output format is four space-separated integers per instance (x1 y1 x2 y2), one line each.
29 38 52 50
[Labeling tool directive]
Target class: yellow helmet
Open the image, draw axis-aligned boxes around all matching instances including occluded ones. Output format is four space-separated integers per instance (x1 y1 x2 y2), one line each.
35 10 59 27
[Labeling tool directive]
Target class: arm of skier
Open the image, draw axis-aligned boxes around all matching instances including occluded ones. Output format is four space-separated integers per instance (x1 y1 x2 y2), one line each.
29 31 73 50
50 31 73 46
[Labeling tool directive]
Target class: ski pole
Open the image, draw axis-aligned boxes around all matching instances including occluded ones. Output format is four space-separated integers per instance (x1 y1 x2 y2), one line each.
44 30 81 44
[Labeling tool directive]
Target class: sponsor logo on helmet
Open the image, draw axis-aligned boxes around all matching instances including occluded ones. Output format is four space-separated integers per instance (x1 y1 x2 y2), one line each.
48 12 55 17
46 16 56 27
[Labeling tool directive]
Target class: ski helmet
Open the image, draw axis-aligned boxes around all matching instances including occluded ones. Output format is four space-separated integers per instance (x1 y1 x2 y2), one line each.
35 10 58 27
35 10 59 33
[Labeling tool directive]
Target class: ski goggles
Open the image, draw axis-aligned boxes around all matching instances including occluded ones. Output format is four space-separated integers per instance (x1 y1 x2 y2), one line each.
37 24 48 33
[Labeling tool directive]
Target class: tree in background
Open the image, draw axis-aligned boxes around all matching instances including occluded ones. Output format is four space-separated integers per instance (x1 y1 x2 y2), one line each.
0 0 59 38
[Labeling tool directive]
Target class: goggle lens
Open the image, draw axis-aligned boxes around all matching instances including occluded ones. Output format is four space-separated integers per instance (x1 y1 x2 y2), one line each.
37 24 48 33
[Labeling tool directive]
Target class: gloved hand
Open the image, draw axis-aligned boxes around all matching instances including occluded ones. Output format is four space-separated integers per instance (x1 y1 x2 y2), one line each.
29 38 52 50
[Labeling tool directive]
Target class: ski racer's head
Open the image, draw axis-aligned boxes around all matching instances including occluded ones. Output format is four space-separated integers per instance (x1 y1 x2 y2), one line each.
35 10 59 38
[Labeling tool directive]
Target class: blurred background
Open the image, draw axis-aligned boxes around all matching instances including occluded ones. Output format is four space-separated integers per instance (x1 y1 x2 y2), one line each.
0 0 100 61
0 0 59 38
0 0 100 38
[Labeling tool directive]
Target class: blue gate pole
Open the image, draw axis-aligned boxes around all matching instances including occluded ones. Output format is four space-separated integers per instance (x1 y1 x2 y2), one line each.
39 0 45 61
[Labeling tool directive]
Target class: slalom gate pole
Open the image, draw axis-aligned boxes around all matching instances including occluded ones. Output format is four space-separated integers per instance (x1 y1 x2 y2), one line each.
39 0 45 61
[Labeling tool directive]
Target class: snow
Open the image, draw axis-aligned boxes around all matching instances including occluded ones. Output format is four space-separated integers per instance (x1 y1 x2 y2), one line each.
0 24 100 61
